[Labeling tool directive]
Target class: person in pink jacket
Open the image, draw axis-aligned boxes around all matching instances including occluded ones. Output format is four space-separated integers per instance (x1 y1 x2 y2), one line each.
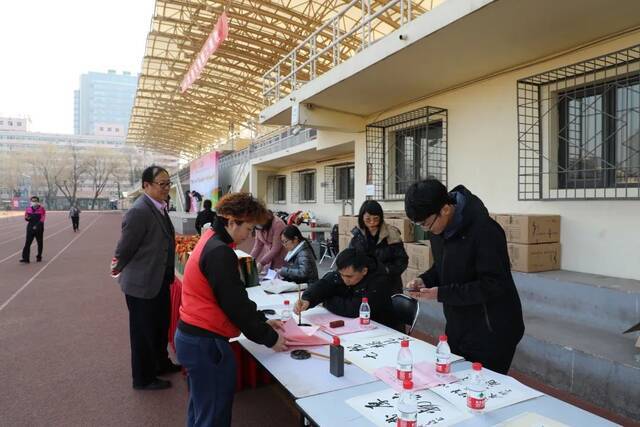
250 211 288 271
20 196 46 263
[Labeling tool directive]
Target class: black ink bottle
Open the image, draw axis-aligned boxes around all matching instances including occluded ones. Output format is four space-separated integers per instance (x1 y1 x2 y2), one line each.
330 336 344 377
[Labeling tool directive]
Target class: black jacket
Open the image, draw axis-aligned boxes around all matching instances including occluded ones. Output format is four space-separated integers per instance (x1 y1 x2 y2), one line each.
195 208 217 234
179 220 277 347
302 260 395 328
349 223 408 294
421 185 524 356
279 242 319 284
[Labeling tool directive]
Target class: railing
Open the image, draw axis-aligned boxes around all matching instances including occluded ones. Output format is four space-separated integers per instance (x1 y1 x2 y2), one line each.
262 0 438 105
219 127 317 170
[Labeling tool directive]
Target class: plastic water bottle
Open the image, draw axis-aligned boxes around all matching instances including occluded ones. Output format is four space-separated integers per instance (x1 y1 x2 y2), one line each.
396 339 413 381
466 362 487 412
435 335 451 376
359 297 371 325
282 300 291 322
396 379 417 427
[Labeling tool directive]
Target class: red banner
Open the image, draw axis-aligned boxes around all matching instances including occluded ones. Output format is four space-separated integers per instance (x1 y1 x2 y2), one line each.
180 12 229 93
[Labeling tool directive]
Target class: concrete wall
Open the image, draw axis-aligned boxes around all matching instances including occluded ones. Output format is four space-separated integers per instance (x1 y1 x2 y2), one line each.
365 32 640 280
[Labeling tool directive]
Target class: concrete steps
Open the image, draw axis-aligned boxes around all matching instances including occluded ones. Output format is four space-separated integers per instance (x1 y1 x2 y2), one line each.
413 270 640 421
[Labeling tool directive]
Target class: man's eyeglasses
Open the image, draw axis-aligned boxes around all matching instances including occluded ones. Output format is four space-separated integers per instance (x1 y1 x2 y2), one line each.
153 181 172 188
414 213 439 232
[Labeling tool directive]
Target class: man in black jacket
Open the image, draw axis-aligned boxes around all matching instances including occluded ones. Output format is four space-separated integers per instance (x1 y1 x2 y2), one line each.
294 248 396 329
404 179 524 374
195 199 217 234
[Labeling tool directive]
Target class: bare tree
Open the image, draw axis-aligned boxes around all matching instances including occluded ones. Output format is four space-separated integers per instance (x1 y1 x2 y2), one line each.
55 145 87 208
85 148 125 209
26 145 63 208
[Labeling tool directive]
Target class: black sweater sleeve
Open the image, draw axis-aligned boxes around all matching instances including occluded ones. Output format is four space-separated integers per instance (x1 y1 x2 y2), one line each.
200 242 277 347
384 242 409 276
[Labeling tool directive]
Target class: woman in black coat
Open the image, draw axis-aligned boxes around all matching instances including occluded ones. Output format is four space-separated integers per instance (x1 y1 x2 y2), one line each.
278 225 319 284
349 200 409 295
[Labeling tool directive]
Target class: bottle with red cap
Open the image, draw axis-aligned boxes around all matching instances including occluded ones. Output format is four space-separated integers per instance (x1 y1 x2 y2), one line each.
359 297 370 325
396 379 417 427
396 339 413 381
466 362 487 412
281 300 291 322
435 335 451 376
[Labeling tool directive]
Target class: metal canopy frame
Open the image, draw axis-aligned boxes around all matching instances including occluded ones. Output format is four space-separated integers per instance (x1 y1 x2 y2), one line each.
128 0 442 158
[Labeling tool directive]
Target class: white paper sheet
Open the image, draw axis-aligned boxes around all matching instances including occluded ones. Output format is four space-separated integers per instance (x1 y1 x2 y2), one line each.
342 331 463 375
346 387 471 427
431 369 543 413
263 268 278 280
494 412 569 427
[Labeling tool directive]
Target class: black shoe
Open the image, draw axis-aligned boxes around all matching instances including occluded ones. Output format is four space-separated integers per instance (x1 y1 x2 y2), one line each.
19 259 29 264
133 378 172 390
157 362 182 375
36 257 42 262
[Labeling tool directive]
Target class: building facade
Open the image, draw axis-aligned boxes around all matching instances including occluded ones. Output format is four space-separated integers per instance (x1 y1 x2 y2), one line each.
74 70 137 135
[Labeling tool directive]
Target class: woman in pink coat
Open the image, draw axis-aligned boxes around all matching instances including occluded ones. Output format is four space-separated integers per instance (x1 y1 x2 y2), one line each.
250 211 288 271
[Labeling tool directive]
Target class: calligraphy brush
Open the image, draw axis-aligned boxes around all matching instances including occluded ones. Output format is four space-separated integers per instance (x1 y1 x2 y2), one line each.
307 351 352 365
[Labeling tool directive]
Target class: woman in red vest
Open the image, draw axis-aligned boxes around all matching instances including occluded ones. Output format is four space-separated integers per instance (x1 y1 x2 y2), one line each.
175 193 287 427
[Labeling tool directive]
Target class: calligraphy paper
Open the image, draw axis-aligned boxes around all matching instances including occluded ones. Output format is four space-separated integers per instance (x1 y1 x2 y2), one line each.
342 332 463 374
431 369 543 413
346 387 471 427
374 362 458 392
494 412 569 427
305 312 377 335
263 269 278 280
282 320 330 346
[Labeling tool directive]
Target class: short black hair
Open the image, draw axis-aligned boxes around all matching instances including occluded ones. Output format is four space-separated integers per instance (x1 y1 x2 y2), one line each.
203 199 212 209
404 179 454 223
357 200 384 229
141 165 169 186
30 196 39 202
336 248 369 272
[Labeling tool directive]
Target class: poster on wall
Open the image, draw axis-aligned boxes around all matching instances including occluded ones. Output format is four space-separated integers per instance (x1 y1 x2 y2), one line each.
190 151 220 206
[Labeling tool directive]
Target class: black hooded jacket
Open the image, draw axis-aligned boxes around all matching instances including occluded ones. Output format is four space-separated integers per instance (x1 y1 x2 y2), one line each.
421 185 524 356
302 259 396 329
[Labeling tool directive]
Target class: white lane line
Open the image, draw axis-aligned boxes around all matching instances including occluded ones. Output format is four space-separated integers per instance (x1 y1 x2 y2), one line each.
0 224 76 264
0 219 70 245
0 214 102 313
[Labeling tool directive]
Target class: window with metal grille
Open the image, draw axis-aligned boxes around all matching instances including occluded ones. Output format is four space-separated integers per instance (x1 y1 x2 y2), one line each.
266 175 287 204
292 169 316 203
324 163 355 203
366 107 448 200
517 44 640 200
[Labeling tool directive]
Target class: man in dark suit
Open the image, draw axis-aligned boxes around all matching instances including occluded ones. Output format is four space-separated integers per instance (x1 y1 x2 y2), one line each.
112 166 181 390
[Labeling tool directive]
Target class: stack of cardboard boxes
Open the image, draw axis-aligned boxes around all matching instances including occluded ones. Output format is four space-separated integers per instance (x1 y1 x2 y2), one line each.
402 241 432 284
337 215 359 251
494 214 561 273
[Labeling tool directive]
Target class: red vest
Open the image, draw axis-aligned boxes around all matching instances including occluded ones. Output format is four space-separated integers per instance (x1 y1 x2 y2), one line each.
179 229 240 338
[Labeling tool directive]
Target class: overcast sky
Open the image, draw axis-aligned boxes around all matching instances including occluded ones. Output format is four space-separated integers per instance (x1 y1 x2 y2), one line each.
0 0 155 134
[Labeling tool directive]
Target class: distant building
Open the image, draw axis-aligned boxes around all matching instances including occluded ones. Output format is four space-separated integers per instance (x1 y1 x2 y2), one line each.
0 116 29 132
74 70 137 135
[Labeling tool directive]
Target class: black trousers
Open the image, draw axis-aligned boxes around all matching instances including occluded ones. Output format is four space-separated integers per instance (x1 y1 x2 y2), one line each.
22 224 44 261
125 275 171 386
71 216 79 231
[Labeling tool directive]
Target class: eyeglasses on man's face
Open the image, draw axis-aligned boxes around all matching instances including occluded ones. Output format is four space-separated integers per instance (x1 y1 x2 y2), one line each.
153 180 172 188
414 213 439 232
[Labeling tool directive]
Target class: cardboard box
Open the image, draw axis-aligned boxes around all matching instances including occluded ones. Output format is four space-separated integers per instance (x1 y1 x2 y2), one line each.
338 215 358 236
497 214 561 244
489 213 499 222
401 268 421 286
386 217 415 243
507 242 560 273
404 242 433 271
338 235 351 252
636 336 640 349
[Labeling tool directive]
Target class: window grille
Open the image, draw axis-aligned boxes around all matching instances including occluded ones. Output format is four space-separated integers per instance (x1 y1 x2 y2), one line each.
517 44 640 200
266 175 287 204
324 163 355 203
292 169 316 203
366 107 448 200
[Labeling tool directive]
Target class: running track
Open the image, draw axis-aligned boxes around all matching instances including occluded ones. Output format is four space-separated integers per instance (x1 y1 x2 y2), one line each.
0 212 297 426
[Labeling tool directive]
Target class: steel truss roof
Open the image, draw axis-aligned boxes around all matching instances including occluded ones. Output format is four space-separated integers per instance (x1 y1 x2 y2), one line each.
128 0 440 157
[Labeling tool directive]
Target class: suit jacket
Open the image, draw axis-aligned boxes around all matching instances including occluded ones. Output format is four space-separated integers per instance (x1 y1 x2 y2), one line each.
114 195 175 299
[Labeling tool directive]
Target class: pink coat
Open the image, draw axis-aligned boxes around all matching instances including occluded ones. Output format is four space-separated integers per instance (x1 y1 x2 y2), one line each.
250 216 288 268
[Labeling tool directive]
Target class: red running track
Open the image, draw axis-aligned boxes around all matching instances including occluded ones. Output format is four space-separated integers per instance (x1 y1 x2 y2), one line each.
0 212 298 426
